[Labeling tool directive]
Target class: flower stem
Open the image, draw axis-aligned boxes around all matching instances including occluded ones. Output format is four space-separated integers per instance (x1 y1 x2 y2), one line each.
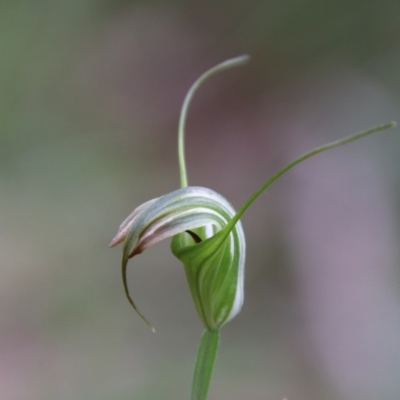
191 329 220 400
178 55 250 188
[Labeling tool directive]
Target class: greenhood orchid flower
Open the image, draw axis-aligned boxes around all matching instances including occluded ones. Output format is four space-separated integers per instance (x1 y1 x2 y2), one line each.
110 55 395 333
110 55 396 400
110 186 245 331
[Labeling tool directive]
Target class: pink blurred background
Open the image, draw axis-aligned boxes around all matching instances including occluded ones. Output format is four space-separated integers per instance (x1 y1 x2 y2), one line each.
1 1 400 399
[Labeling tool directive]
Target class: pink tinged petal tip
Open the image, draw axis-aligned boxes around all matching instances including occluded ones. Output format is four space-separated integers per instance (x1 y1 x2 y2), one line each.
109 197 160 248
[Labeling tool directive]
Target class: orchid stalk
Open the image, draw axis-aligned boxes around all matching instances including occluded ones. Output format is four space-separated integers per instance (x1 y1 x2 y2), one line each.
110 55 396 400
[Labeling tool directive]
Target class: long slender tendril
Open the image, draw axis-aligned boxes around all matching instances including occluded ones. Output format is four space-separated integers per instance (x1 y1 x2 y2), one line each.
178 55 250 188
222 121 397 236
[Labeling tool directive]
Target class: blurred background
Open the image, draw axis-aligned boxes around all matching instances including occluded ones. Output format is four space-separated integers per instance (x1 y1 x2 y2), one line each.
1 1 400 399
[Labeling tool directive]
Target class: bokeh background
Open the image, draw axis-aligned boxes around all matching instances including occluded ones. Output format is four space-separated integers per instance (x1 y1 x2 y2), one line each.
2 1 400 399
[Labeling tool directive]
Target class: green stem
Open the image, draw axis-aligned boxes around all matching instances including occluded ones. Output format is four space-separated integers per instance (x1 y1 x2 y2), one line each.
178 55 250 188
191 330 220 400
224 121 397 232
